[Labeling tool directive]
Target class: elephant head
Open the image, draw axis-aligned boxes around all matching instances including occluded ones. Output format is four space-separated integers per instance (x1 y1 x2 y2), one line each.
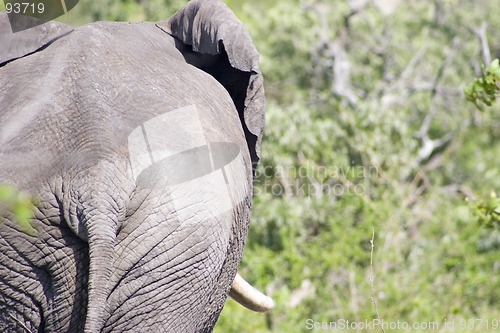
0 1 271 332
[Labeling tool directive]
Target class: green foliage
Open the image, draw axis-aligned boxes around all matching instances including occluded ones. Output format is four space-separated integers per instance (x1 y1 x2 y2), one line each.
217 0 500 332
0 184 36 235
468 192 500 226
464 59 500 110
55 0 187 25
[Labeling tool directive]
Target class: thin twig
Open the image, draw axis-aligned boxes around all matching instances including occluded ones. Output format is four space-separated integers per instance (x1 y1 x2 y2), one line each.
465 22 491 66
369 227 386 333
7 313 31 333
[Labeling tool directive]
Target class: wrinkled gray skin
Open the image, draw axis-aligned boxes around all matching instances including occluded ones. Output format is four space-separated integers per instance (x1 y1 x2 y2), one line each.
0 0 265 332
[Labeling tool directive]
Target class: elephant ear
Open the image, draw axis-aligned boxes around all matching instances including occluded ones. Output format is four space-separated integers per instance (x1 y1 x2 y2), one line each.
0 12 73 66
157 0 265 172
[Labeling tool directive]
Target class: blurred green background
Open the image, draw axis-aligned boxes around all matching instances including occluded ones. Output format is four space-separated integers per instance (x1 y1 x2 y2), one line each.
2 0 499 332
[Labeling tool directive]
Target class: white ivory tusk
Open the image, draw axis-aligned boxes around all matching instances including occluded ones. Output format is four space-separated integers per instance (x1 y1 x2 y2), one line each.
229 273 274 312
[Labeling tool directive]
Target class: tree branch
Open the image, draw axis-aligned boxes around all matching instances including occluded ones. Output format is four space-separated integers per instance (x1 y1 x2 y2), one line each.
369 228 386 333
466 22 491 66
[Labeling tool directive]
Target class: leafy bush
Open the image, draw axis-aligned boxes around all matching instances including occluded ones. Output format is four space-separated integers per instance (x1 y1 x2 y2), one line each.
0 184 35 234
465 59 500 110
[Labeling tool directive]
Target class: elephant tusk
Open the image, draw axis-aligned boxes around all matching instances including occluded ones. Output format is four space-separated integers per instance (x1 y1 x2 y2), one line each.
229 273 274 312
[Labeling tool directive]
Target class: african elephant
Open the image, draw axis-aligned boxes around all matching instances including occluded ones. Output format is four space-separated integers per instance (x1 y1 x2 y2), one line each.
0 0 272 332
